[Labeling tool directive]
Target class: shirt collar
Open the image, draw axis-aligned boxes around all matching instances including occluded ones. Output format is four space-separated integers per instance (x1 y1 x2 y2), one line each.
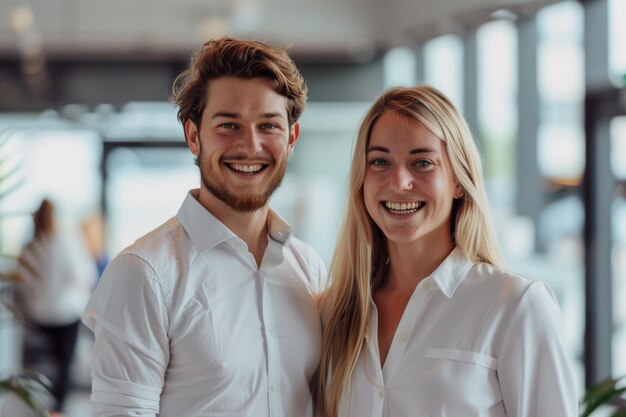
428 246 474 298
176 190 237 252
176 189 293 252
267 208 293 244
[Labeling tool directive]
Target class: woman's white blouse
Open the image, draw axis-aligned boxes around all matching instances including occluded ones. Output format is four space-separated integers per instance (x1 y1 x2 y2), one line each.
338 248 578 417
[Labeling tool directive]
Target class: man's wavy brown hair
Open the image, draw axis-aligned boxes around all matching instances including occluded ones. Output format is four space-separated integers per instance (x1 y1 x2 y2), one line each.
171 36 307 129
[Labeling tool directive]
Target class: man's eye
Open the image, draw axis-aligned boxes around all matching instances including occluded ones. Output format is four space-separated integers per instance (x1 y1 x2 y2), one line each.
219 123 237 129
261 123 278 129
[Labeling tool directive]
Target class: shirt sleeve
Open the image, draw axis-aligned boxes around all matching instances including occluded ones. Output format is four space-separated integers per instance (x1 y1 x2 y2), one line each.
497 281 578 417
83 253 170 417
314 254 329 294
288 238 328 295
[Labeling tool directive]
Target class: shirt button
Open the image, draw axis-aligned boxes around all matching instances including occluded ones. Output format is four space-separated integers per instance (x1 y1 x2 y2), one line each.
270 384 278 392
398 332 409 342
378 389 384 398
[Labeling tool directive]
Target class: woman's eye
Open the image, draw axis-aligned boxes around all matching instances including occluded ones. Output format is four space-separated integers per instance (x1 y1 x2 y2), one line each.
370 158 387 167
415 160 433 168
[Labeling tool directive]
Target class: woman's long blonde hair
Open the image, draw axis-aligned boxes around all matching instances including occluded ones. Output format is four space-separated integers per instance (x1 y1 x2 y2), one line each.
314 85 504 417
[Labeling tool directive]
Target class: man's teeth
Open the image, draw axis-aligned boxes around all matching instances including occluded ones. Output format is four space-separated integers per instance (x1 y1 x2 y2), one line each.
230 163 263 173
385 201 421 212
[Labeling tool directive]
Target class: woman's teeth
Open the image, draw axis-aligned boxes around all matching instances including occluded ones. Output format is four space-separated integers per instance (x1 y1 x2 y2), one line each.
384 201 422 213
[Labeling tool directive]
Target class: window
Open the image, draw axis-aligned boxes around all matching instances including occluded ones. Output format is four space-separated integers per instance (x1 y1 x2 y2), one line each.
610 115 626 377
383 46 417 88
477 19 518 211
424 35 463 111
609 0 626 86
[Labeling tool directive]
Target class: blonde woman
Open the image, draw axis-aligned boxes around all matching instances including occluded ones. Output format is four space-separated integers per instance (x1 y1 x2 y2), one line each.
315 85 577 417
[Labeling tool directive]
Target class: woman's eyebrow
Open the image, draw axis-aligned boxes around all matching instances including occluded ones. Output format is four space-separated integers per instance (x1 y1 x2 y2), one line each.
367 145 389 153
409 147 436 155
366 146 436 154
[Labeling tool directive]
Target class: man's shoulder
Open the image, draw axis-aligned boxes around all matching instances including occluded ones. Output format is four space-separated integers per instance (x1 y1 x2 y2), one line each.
285 235 311 250
117 216 193 273
285 236 322 262
284 236 327 292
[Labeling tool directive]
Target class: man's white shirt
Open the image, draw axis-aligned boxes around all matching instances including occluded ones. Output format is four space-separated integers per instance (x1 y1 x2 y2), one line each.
338 247 578 417
83 190 326 417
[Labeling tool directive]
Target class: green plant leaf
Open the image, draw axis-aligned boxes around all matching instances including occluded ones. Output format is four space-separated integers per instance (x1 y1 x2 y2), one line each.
0 299 23 321
581 375 626 417
0 373 52 417
0 132 23 202
582 377 618 403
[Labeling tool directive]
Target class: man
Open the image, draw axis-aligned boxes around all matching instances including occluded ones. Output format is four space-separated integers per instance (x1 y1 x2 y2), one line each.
83 37 326 417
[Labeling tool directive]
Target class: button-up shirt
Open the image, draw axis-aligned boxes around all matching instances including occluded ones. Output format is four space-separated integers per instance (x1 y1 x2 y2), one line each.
83 190 326 417
339 247 577 417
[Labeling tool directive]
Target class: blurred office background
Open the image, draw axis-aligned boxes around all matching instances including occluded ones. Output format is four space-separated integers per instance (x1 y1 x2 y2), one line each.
0 0 625 415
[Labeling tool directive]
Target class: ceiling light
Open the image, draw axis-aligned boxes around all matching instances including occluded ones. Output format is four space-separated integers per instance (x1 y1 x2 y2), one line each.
197 17 229 40
9 6 34 34
490 9 517 21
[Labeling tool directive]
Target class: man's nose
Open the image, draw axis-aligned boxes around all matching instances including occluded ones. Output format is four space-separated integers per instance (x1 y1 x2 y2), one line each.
240 128 263 154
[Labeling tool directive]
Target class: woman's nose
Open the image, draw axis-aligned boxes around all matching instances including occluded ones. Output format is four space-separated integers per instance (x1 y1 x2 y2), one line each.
390 166 414 190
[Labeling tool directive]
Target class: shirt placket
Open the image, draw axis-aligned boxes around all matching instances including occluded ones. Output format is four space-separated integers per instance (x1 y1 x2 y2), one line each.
259 239 284 417
380 283 431 412
368 305 386 417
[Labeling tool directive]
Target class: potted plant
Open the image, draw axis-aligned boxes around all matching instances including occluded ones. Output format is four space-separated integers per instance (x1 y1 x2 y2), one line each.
580 375 626 417
0 133 52 417
0 372 51 417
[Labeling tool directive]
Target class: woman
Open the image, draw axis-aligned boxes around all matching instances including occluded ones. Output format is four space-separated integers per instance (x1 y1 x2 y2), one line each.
315 85 577 417
15 199 97 415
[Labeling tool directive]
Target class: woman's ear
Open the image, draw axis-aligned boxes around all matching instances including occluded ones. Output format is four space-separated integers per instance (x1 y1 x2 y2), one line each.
454 185 465 199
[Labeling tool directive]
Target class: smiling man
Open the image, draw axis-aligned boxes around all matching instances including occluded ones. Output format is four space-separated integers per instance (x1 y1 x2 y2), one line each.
83 37 326 417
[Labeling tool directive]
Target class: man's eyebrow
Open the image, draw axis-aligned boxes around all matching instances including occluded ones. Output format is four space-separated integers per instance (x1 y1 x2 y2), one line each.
211 112 239 119
210 112 286 120
260 112 285 119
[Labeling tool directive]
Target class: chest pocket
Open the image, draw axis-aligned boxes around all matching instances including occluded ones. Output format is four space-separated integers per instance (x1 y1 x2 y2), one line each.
423 347 502 410
425 348 497 370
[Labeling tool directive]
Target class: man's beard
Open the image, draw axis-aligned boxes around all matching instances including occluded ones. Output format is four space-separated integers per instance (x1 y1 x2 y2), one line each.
197 146 287 213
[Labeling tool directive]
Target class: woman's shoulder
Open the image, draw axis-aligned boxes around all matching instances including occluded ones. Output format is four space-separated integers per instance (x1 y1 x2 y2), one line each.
469 262 536 289
451 261 562 342
462 261 557 308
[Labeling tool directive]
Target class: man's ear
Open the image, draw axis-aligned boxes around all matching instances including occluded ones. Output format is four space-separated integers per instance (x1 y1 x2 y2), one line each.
287 122 300 156
184 119 200 156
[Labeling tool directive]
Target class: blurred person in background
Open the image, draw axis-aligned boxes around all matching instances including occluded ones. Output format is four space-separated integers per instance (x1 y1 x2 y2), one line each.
81 211 109 281
15 198 97 416
315 85 577 417
83 37 326 417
